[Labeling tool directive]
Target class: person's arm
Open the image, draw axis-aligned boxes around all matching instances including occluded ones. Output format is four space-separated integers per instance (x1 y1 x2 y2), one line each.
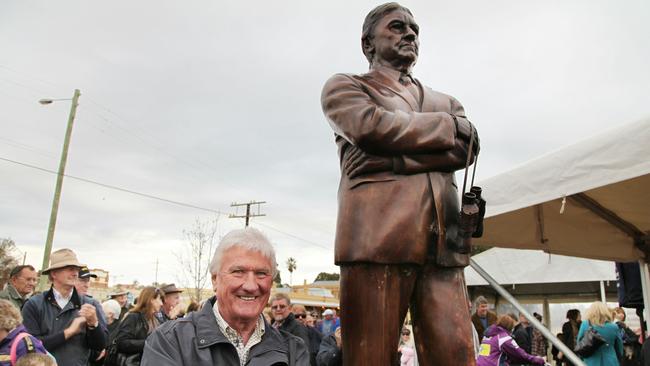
21 299 78 351
322 74 469 155
116 313 146 354
85 301 109 351
501 336 545 365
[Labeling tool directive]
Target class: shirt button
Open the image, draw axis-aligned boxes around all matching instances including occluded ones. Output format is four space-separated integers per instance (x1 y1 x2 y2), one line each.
199 339 205 344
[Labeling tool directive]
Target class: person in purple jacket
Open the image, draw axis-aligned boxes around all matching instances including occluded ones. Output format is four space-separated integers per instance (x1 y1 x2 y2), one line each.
0 300 50 366
477 315 546 366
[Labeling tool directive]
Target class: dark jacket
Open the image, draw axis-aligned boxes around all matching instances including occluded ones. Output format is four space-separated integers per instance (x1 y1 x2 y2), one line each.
115 312 152 361
141 297 309 366
22 286 108 366
321 66 478 268
306 327 323 366
511 324 533 366
0 284 28 310
316 334 342 366
274 313 311 352
472 311 497 341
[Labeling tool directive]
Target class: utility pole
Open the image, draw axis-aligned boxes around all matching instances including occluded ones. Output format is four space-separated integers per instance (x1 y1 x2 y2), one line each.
229 200 266 227
37 89 81 291
155 258 159 285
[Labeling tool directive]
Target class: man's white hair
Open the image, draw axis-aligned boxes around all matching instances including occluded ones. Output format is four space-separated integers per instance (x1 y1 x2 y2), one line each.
209 227 277 276
101 299 122 321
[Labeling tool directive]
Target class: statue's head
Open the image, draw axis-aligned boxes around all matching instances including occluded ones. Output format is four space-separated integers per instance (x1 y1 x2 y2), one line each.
361 2 419 72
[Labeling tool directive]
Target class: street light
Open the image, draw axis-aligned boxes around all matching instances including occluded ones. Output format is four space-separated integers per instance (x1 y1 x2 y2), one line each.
37 88 81 291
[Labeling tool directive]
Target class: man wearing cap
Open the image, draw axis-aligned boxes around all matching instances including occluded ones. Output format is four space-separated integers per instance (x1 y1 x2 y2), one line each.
155 283 183 324
0 264 38 310
109 290 131 320
21 248 108 366
317 309 340 337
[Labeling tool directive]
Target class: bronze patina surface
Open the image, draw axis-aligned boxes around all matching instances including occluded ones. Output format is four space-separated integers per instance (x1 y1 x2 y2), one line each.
321 3 480 364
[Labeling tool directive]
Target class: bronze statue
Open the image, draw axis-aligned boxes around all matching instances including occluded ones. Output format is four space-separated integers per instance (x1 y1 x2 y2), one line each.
321 3 480 365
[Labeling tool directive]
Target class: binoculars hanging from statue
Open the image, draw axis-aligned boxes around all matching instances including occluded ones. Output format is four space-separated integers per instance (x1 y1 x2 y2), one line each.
455 187 486 254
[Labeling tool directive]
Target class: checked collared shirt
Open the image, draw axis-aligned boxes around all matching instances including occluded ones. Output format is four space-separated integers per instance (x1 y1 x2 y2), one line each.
213 301 265 366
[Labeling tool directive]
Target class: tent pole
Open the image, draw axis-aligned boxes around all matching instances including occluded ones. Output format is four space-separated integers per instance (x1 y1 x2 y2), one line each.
638 260 650 326
599 281 606 302
470 259 586 366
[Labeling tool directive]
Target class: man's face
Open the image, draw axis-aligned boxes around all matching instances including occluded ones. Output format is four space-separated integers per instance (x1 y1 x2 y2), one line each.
114 294 127 307
367 9 419 70
324 314 333 321
271 299 291 322
476 303 489 317
292 309 308 326
75 277 90 296
50 266 79 289
213 246 273 326
11 268 37 296
163 293 180 313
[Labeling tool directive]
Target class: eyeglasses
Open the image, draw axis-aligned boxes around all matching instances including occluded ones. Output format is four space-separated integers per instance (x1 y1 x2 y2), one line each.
402 332 411 336
294 313 307 319
271 304 287 310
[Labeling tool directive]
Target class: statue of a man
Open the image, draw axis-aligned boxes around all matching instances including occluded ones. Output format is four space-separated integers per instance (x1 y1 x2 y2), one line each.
321 3 480 365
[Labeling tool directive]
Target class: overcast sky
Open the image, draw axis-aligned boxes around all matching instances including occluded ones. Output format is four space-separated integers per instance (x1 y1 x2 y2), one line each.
1 0 648 288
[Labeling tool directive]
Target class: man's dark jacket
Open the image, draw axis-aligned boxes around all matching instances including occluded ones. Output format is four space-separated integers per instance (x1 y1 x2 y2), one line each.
471 311 497 341
141 297 309 366
21 286 108 366
511 323 533 366
273 313 311 353
316 334 342 366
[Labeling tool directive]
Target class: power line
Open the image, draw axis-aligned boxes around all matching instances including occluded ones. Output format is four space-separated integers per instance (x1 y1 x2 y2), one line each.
252 221 332 250
1 155 333 251
0 155 227 215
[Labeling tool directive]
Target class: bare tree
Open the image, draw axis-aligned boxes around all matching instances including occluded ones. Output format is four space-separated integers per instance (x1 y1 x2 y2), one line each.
286 257 297 286
175 216 219 302
1 238 19 288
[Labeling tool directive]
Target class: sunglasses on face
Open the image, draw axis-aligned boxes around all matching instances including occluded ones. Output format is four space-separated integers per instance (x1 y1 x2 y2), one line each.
402 332 411 336
294 313 307 319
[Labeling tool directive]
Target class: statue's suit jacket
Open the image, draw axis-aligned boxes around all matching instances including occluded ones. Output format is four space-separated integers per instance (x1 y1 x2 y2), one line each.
321 67 475 268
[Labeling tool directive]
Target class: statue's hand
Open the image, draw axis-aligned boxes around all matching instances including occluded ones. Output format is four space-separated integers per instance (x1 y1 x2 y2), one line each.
343 145 393 178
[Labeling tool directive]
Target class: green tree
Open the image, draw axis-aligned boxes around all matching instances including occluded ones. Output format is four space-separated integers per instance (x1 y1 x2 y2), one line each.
286 257 297 285
273 266 282 287
314 272 340 282
1 238 19 288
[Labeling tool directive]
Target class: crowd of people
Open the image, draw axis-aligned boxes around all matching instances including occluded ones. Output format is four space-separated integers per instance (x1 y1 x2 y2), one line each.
470 295 650 366
2 232 650 366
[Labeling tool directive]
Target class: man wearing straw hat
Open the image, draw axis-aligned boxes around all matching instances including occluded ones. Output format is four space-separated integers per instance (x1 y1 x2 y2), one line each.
21 248 108 366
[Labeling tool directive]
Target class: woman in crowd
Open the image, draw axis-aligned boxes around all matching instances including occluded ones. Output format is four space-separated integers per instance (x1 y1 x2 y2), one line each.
0 299 50 366
476 314 545 366
398 327 415 366
562 309 582 366
576 301 622 366
613 307 641 365
114 287 163 365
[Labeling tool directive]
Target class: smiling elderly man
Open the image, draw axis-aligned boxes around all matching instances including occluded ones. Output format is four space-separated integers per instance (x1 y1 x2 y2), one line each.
142 228 309 366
